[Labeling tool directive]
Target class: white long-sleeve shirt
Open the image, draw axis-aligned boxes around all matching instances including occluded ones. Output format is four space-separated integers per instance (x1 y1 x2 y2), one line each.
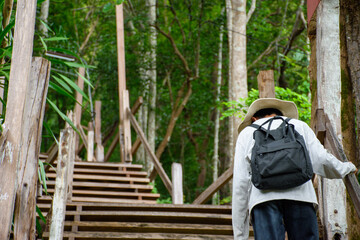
232 116 357 240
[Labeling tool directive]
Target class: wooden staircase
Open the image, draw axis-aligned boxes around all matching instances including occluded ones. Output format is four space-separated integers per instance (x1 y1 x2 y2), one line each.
37 161 236 239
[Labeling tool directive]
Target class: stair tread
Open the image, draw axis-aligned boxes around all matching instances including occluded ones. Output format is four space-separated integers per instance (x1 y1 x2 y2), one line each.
44 181 154 190
45 173 151 183
48 167 148 176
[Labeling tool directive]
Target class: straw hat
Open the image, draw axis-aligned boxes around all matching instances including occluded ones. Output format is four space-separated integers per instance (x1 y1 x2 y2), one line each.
237 98 299 133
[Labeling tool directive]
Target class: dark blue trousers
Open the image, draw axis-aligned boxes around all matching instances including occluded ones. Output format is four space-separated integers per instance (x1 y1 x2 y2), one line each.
251 200 319 240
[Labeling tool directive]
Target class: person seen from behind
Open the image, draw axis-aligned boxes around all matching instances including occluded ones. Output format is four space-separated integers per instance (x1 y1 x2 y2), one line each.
232 98 357 240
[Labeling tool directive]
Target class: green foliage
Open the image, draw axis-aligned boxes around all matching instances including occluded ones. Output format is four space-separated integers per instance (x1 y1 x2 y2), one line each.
221 87 311 124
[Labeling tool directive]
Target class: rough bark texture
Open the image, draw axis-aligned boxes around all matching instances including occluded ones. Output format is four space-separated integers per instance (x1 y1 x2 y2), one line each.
340 0 360 238
230 0 248 143
146 0 157 173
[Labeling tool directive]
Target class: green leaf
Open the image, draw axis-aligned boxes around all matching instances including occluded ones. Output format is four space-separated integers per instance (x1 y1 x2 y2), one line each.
43 37 69 41
64 61 96 69
43 121 58 145
57 73 89 102
51 75 73 93
37 18 55 35
36 205 46 224
38 35 48 51
47 98 79 133
103 2 113 13
38 160 48 195
0 20 15 44
76 70 94 88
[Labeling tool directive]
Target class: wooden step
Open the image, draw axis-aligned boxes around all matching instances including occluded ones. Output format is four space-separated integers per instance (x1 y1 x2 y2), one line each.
49 161 144 171
43 181 155 192
48 167 148 177
43 231 234 239
45 173 151 184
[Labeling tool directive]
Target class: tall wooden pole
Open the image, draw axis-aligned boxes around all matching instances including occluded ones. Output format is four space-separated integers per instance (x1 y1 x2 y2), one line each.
116 4 132 163
316 0 347 238
74 67 85 153
0 0 37 238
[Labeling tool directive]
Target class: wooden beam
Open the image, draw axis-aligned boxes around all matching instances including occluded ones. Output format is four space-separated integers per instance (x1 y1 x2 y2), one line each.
0 0 37 238
172 163 183 204
95 101 104 162
87 122 94 162
131 138 142 156
74 67 85 153
13 57 50 239
116 4 128 163
127 107 173 194
193 166 233 205
104 133 119 162
131 96 143 115
257 70 275 98
44 142 59 172
49 125 75 239
123 90 132 163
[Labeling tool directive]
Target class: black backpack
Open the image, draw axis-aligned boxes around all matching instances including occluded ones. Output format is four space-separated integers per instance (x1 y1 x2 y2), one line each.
250 116 313 190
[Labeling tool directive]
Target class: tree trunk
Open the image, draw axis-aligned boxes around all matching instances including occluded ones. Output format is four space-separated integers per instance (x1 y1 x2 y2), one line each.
39 0 50 36
212 16 224 204
340 0 360 237
230 0 248 148
146 0 157 173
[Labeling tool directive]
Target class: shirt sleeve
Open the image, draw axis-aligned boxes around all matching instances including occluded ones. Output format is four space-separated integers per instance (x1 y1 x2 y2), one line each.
299 121 357 179
232 129 252 240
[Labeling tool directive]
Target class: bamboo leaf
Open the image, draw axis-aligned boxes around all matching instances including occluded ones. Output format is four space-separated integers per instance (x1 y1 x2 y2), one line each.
64 61 95 69
0 20 15 44
36 205 46 224
38 160 48 195
76 70 94 88
43 37 69 41
43 121 58 145
38 35 48 52
37 18 55 35
57 73 89 102
51 75 73 93
47 98 79 134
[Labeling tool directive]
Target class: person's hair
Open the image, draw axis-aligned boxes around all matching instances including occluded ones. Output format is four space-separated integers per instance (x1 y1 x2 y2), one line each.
253 108 283 119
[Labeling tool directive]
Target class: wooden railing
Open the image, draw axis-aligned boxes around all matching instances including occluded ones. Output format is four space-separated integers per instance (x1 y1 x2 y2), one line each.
314 109 360 218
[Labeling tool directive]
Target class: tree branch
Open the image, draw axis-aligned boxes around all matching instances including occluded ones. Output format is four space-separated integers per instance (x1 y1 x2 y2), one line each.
246 0 256 24
154 25 192 76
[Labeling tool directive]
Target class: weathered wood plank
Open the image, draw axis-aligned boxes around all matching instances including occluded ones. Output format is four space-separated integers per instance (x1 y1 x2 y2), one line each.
172 162 183 204
95 100 104 162
70 197 157 204
45 173 151 183
193 166 233 205
74 67 85 153
13 58 50 239
49 125 76 239
40 181 155 191
257 70 275 98
44 232 234 239
0 0 37 238
48 168 148 177
46 189 160 198
87 122 95 162
127 108 173 194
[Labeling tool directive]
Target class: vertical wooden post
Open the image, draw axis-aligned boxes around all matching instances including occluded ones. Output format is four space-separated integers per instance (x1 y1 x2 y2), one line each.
95 101 104 162
257 70 275 98
116 4 132 163
172 163 183 204
13 57 50 239
49 123 75 240
0 76 5 115
123 90 132 163
74 67 85 153
316 0 347 238
87 122 94 162
0 0 37 238
65 112 76 201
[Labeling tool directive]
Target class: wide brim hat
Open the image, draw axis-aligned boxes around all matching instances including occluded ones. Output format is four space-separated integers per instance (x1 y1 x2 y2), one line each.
237 98 299 133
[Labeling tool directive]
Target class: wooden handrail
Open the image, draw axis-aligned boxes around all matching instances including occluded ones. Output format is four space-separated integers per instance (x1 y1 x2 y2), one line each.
193 166 233 205
315 109 360 219
127 107 173 194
